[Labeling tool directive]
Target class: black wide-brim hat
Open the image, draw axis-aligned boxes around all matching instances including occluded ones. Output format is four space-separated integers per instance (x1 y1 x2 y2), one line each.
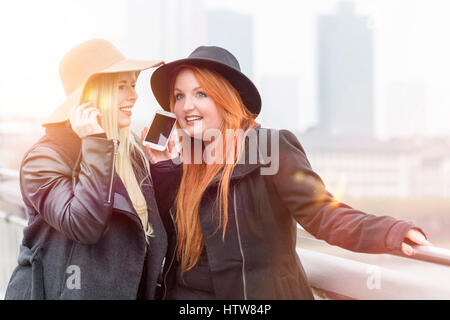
150 46 261 116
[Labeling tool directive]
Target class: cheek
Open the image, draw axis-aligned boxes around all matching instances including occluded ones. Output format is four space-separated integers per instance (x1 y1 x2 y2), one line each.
173 105 184 124
174 104 182 118
117 91 126 105
206 105 223 128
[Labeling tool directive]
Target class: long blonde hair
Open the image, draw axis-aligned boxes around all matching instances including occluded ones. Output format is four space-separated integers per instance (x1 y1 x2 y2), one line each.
169 65 258 276
81 72 153 241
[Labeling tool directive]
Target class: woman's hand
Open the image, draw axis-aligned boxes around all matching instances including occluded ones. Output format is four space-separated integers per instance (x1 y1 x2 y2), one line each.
401 228 432 256
140 127 179 164
69 102 104 138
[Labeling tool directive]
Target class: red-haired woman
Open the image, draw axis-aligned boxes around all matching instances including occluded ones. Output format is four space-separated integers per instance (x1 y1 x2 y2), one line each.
144 46 430 300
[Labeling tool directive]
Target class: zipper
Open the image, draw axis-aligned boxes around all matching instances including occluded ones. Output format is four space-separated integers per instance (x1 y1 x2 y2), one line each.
107 139 119 204
233 186 248 300
162 207 178 300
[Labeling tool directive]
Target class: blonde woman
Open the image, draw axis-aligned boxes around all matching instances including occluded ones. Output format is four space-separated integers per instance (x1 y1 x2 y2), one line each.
5 39 167 299
146 46 430 300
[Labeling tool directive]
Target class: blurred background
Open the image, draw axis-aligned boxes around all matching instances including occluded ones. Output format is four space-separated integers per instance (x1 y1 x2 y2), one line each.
0 0 449 294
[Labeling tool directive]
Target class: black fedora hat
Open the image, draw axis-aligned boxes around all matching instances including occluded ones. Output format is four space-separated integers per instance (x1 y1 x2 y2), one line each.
150 46 261 115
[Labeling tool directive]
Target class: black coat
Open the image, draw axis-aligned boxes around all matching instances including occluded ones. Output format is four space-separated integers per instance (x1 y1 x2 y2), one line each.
5 125 167 299
157 127 420 300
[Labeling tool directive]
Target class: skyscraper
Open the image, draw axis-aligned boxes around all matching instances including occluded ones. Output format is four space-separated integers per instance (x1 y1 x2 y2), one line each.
207 9 254 80
259 75 299 132
124 0 207 60
123 0 207 131
317 1 374 137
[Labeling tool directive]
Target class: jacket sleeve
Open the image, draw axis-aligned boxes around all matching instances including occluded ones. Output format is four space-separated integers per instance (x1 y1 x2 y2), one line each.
20 135 117 244
269 129 423 253
150 158 182 213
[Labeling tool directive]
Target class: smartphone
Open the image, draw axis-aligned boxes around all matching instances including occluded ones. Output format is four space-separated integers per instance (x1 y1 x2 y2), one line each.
144 110 177 151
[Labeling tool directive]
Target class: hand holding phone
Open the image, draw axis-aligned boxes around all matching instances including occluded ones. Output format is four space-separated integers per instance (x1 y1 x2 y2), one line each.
141 110 178 163
143 110 177 151
141 128 178 164
69 102 104 138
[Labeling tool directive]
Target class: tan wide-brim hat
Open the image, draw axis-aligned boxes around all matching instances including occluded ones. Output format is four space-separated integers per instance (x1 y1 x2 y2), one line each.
42 39 164 126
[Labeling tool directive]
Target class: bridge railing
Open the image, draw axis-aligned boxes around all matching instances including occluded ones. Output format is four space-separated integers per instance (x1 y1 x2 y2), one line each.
1 168 450 300
1 210 449 300
297 236 450 300
0 210 26 299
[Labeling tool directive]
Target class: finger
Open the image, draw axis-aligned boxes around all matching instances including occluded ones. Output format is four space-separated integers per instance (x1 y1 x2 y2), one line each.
147 149 156 164
167 140 175 153
406 229 432 246
401 243 414 256
72 103 92 122
78 101 93 110
141 127 148 143
169 130 178 144
74 102 92 115
82 107 98 119
88 109 101 123
143 143 150 153
143 145 153 159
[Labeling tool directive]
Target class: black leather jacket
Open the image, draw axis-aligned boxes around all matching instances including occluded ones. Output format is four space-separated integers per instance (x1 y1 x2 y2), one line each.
5 124 167 299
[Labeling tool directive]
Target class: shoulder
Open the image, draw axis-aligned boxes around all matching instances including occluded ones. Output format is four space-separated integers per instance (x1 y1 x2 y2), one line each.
21 139 74 178
252 127 308 157
251 127 312 178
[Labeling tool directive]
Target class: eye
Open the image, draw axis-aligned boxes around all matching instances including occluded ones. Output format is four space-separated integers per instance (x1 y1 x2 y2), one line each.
118 85 125 90
175 93 184 101
196 91 207 98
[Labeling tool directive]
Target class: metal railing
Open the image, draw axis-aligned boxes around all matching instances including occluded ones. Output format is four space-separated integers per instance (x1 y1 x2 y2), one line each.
1 168 450 300
0 210 26 299
1 209 449 300
297 237 450 300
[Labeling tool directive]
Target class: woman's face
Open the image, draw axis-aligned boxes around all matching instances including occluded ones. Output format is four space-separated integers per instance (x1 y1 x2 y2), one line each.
173 68 224 140
117 72 138 128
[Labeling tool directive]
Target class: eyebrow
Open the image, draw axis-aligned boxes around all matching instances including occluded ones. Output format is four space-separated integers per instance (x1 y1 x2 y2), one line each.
174 86 202 92
119 80 136 84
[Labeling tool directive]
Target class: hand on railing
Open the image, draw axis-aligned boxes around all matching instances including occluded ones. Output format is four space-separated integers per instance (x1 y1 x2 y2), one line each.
401 228 432 256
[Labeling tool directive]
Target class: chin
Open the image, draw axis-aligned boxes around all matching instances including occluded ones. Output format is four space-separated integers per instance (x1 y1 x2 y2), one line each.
181 127 203 140
118 121 131 129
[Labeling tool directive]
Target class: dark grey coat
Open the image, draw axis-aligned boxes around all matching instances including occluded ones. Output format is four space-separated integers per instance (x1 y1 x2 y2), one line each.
160 127 422 300
5 125 167 299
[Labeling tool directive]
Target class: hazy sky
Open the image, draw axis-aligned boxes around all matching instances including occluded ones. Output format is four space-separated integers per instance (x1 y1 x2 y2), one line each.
1 0 450 138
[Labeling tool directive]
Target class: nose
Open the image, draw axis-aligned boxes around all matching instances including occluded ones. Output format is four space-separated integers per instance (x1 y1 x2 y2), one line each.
182 95 195 112
128 86 138 102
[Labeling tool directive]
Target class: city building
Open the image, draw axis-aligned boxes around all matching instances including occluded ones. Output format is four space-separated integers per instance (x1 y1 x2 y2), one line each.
297 129 450 198
207 9 254 80
122 0 207 61
317 1 374 137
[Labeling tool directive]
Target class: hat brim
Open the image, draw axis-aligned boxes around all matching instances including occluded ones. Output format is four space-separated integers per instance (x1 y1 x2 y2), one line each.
42 59 164 126
150 58 261 116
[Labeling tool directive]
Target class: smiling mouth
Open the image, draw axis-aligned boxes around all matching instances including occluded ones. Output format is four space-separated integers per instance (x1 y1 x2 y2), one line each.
120 106 133 112
185 115 203 122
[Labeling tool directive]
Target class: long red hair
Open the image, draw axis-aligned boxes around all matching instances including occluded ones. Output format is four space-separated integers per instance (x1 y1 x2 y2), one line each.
169 65 258 276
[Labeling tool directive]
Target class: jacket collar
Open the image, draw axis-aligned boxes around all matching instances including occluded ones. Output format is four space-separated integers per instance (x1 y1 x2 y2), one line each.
44 122 81 162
